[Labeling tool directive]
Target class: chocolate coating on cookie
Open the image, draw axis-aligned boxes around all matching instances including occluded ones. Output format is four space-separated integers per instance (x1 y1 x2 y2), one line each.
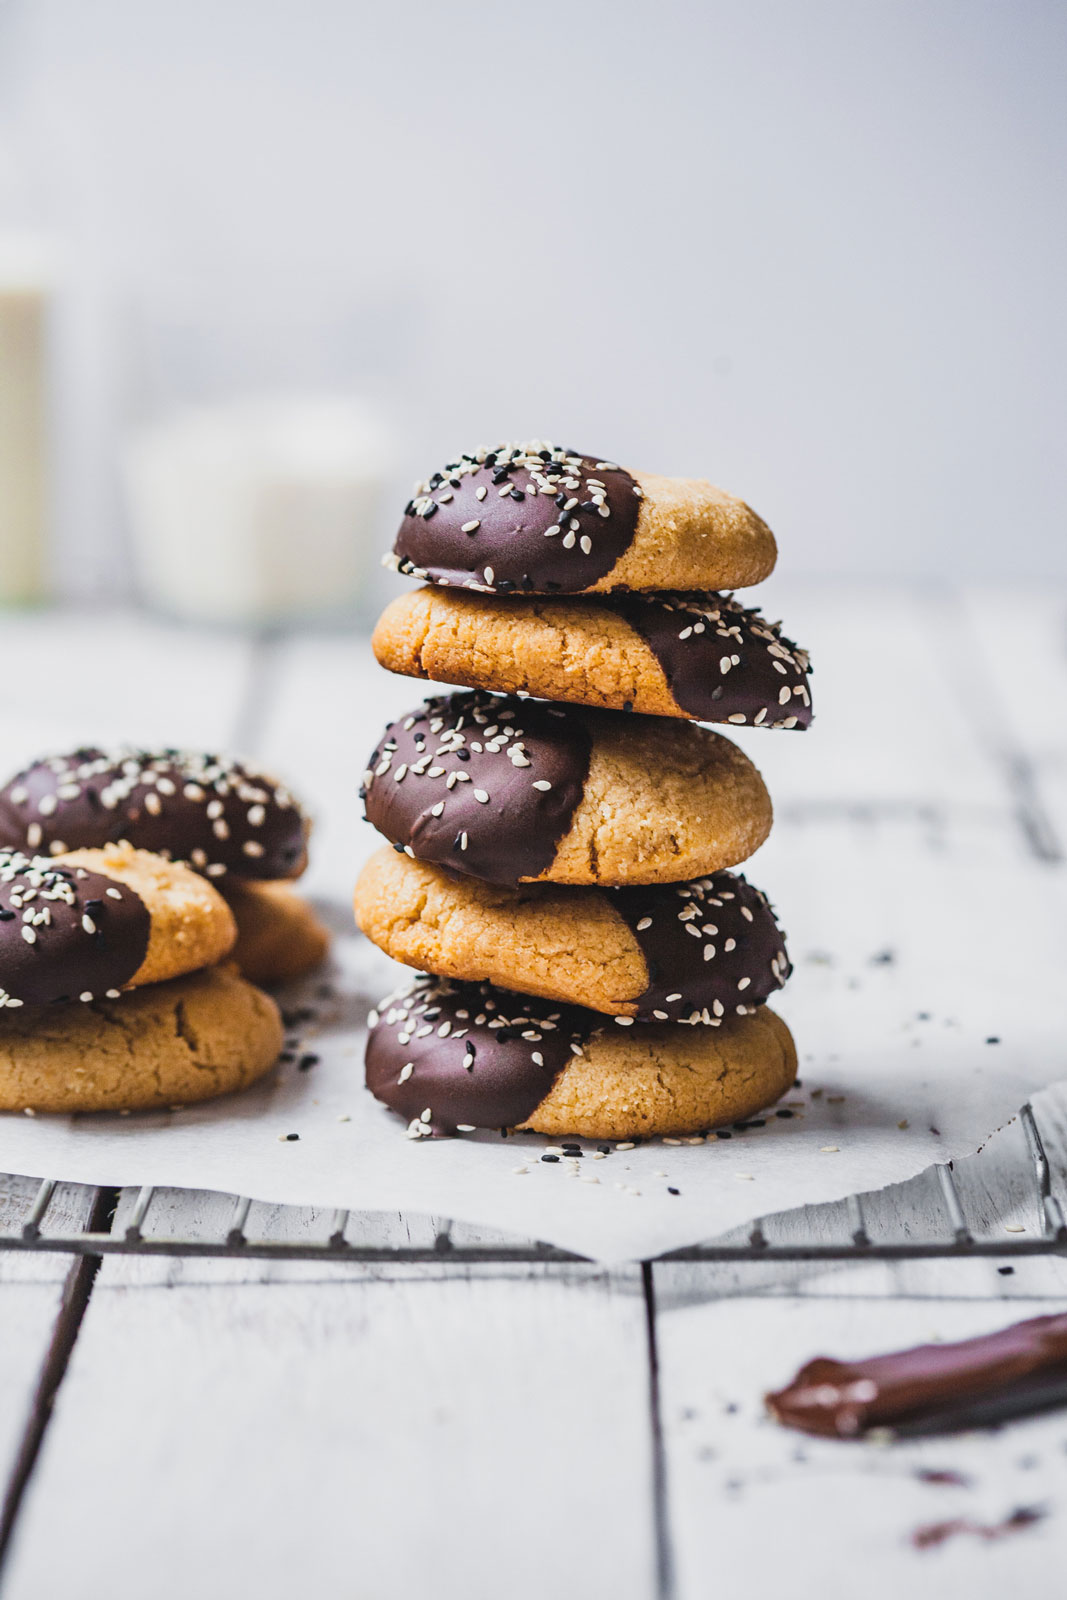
389 442 642 595
0 748 308 880
361 692 592 886
613 871 791 1024
0 849 150 1007
616 593 812 728
366 975 598 1137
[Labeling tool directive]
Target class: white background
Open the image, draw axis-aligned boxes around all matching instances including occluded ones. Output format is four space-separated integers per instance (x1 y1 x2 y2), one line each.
1 0 1064 594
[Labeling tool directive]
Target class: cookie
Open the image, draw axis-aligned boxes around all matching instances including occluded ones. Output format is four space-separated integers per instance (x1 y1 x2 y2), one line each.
355 847 790 1022
0 746 309 879
0 843 235 1008
0 965 283 1112
365 974 796 1138
373 586 812 728
361 692 772 887
386 441 775 596
225 879 331 986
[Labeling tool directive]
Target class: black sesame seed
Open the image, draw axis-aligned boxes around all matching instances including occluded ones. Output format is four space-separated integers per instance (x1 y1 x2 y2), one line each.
404 500 415 516
986 1036 1001 1045
298 1054 319 1071
0 909 14 921
492 468 511 484
775 1109 794 1119
668 1187 680 1196
285 1133 300 1141
597 1144 611 1154
998 1266 1015 1276
393 842 406 854
715 1130 732 1140
509 488 524 502
541 1154 559 1163
422 501 438 519
455 749 470 761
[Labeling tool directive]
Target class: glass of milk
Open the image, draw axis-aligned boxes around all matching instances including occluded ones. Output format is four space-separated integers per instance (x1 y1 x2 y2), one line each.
122 394 390 626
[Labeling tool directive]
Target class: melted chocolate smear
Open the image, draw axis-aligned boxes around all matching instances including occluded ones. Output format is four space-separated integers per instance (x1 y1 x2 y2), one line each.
616 592 812 728
361 691 591 886
912 1507 1045 1551
366 974 600 1136
0 849 150 1006
0 748 308 881
767 1312 1067 1438
391 442 641 594
611 871 791 1023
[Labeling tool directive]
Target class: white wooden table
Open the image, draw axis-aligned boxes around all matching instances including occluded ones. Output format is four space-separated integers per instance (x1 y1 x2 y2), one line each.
0 581 1065 1600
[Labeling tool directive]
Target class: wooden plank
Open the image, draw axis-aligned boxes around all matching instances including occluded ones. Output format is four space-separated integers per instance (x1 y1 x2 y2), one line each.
0 1180 101 1548
653 1263 1067 1600
3 1251 656 1600
959 582 1067 856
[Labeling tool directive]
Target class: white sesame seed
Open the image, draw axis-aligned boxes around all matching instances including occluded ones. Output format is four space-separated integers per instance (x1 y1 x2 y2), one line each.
106 887 123 900
473 789 490 804
636 916 653 931
461 520 481 533
532 779 552 792
242 840 265 857
483 567 495 584
20 926 35 944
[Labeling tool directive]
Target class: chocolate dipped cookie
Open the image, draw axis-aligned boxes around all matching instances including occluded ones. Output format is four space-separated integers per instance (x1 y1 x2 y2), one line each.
366 974 797 1139
374 586 812 728
0 843 235 1008
355 847 790 1022
386 442 775 597
226 879 331 986
0 747 309 879
361 691 772 887
0 965 283 1112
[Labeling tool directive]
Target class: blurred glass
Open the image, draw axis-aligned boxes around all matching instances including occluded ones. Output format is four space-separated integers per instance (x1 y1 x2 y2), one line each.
122 394 390 626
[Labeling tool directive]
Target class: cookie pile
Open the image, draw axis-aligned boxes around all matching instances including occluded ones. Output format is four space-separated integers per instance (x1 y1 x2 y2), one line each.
0 746 330 1112
0 747 329 986
0 842 281 1111
358 443 813 1141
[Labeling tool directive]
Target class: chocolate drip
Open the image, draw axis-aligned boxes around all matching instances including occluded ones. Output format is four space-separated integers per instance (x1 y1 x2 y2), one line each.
0 850 150 1006
612 872 790 1024
391 442 642 595
361 691 592 886
616 593 812 728
767 1313 1067 1438
0 747 308 881
366 975 599 1136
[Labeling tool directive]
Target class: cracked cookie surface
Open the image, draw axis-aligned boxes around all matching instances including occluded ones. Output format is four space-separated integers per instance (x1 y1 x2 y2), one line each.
0 964 283 1112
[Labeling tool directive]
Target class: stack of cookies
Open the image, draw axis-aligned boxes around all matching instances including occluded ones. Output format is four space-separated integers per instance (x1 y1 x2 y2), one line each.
357 442 812 1142
0 748 328 1113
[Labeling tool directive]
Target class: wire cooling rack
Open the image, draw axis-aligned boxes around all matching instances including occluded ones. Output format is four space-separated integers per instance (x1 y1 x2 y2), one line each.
0 1102 1063 1265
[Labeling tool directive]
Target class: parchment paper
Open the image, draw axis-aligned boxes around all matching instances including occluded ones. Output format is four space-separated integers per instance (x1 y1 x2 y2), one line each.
0 841 1061 1263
